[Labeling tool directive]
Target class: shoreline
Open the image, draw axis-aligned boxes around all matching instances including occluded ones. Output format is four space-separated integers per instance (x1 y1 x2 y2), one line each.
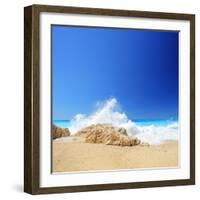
53 136 178 173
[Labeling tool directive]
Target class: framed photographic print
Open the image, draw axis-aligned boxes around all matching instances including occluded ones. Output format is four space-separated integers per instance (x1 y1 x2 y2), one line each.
24 4 195 194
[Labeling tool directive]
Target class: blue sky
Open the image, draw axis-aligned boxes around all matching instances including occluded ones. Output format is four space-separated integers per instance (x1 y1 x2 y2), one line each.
52 25 178 120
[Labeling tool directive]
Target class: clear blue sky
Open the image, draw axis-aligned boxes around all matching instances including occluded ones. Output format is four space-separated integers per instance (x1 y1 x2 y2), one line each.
52 25 178 120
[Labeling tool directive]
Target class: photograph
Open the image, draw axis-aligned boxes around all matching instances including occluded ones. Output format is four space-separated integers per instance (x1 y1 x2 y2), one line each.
24 4 195 194
51 25 179 173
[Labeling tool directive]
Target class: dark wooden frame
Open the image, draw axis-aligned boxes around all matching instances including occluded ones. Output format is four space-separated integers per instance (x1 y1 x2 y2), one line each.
24 4 195 195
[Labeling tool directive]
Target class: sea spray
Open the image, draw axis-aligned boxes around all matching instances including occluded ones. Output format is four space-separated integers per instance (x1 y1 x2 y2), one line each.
67 98 178 145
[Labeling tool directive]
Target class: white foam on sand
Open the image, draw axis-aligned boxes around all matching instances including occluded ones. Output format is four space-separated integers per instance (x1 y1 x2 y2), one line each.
68 98 178 145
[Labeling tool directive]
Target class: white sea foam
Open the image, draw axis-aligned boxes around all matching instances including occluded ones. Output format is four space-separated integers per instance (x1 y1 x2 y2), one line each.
68 98 178 145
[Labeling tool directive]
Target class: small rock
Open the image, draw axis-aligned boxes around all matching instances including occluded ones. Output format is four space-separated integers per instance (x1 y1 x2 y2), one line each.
115 127 128 135
52 125 70 139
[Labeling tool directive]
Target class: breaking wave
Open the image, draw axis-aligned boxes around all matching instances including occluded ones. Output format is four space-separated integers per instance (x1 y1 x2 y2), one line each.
68 98 178 145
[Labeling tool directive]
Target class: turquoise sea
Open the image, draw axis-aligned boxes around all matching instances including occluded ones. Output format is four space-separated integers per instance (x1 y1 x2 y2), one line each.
53 119 178 128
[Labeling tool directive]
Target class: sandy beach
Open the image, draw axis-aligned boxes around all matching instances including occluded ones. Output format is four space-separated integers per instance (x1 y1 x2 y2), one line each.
52 136 178 173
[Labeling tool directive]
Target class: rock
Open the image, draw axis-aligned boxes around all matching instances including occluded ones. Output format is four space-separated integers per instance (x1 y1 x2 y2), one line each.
75 124 140 146
52 125 70 139
115 127 128 135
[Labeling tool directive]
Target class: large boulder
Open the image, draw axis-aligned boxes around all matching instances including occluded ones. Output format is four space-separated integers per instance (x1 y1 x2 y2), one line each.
52 125 70 139
75 124 140 146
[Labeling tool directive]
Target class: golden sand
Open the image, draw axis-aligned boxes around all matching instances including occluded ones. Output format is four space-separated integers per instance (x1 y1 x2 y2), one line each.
52 137 178 173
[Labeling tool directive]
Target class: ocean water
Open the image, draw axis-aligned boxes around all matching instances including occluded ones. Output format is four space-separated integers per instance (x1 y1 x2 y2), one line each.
53 98 178 145
53 120 71 128
53 119 177 128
